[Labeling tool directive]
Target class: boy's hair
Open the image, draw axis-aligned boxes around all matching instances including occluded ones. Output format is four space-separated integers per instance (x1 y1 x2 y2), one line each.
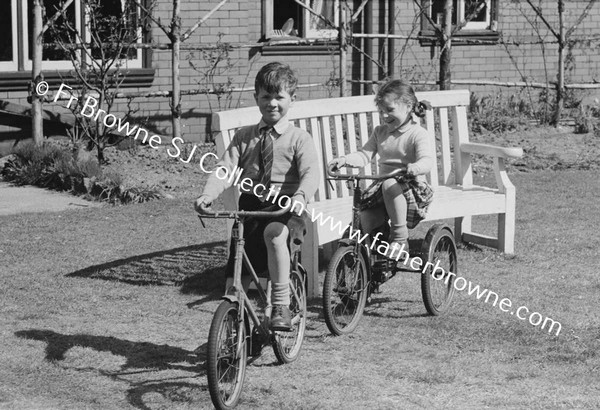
375 79 430 118
254 62 298 95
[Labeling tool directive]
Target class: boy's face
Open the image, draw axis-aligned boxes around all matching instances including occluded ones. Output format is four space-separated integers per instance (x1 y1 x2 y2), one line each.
378 94 412 130
254 88 296 125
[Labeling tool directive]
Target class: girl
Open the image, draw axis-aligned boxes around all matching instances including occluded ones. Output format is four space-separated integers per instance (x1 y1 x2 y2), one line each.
329 79 434 259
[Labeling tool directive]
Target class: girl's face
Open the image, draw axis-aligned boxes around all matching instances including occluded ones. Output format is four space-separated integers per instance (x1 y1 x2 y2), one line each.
377 94 412 130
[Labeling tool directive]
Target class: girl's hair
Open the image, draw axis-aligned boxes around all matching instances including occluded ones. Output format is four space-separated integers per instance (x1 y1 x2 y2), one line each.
374 79 431 118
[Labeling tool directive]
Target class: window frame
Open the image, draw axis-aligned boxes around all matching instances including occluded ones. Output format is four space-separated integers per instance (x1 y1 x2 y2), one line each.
263 0 340 43
82 0 143 70
0 0 153 91
420 0 500 45
23 0 83 71
0 0 19 71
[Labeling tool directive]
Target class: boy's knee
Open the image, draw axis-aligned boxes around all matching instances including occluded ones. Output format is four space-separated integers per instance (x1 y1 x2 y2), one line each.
263 222 289 247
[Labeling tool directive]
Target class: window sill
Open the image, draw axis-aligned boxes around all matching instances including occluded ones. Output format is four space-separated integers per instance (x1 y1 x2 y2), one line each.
0 68 155 92
261 39 340 56
418 30 501 46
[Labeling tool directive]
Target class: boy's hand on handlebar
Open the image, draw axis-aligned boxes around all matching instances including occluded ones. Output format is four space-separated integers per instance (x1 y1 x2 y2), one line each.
328 157 346 171
290 194 306 216
406 163 418 176
194 195 213 214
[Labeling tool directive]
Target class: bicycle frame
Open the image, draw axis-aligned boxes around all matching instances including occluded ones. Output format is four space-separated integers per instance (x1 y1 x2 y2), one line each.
197 203 296 347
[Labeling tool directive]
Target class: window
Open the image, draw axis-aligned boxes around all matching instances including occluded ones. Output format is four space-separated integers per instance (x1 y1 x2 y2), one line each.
420 0 499 45
429 0 491 30
24 0 82 70
0 0 18 71
264 0 340 41
1 0 149 75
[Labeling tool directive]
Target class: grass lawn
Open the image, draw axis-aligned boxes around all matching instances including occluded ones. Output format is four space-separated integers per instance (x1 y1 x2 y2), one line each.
1 169 599 409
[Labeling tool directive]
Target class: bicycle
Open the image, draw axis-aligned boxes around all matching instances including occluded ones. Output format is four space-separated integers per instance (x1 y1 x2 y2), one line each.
197 203 307 409
322 162 457 336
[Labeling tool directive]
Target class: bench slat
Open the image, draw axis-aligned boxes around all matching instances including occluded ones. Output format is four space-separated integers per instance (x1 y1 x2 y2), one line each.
438 107 452 185
424 110 438 187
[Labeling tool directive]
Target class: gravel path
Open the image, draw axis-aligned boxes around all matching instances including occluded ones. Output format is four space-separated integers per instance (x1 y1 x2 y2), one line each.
0 182 101 216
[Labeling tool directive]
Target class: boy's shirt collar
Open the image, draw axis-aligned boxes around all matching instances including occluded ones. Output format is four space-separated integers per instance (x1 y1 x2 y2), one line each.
258 116 291 136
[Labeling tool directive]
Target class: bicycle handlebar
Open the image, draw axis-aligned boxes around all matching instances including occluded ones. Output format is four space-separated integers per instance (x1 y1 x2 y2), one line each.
327 159 408 181
196 201 291 219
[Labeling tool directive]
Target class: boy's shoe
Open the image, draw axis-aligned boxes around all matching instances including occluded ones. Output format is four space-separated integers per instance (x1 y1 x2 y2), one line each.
270 304 292 332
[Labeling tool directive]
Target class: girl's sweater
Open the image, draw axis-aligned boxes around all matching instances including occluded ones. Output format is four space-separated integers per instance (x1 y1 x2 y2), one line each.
344 118 433 182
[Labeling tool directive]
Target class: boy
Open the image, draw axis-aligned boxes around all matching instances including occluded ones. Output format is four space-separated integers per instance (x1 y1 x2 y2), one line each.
194 62 320 331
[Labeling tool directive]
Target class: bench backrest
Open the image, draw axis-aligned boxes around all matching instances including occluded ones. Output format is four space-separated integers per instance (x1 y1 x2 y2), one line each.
211 90 473 203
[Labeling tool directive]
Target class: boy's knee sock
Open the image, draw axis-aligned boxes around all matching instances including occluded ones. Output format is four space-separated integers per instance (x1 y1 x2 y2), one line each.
272 282 290 306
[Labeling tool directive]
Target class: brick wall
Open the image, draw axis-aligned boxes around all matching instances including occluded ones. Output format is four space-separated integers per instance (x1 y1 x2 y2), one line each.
3 0 600 146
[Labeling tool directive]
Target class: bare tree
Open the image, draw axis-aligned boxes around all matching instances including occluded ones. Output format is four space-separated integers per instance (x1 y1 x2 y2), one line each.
522 0 597 125
31 0 75 145
48 0 144 163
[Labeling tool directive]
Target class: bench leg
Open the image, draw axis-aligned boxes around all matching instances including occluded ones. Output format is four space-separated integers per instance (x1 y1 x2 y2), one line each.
454 216 471 245
498 208 516 255
301 221 319 299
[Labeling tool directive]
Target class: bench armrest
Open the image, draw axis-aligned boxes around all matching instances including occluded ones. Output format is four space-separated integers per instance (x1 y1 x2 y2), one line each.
460 142 523 159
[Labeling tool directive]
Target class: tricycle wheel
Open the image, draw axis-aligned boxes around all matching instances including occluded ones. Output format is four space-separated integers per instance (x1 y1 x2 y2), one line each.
421 224 457 315
322 245 368 335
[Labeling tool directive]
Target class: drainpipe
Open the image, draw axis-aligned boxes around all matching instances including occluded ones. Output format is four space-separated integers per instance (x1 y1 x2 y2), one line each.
364 0 373 94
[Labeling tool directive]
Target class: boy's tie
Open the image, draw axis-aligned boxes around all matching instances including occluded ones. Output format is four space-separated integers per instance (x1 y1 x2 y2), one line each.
259 126 273 200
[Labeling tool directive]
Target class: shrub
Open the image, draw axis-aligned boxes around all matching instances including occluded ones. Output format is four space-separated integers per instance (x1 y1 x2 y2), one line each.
469 92 532 134
1 141 162 204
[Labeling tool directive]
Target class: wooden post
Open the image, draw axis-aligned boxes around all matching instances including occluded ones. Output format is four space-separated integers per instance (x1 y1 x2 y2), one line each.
339 1 347 97
31 0 44 145
171 0 182 140
387 0 395 78
554 0 565 126
439 0 452 90
364 0 373 94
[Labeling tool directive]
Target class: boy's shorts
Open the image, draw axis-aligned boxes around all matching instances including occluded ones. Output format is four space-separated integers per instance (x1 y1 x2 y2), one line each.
227 193 308 277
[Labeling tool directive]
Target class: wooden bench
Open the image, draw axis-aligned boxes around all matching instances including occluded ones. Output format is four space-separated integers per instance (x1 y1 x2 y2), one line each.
211 90 523 297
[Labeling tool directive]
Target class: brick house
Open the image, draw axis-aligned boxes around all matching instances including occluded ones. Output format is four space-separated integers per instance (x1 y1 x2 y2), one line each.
1 0 599 153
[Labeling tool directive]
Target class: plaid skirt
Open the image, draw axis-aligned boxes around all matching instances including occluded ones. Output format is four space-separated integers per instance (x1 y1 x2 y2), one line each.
359 176 434 229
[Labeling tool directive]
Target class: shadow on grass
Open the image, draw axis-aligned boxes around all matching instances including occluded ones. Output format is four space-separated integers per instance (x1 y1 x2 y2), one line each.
66 241 229 297
16 329 209 409
15 329 202 372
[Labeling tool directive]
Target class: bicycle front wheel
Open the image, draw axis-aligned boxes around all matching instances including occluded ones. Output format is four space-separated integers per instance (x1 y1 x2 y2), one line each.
273 267 307 364
421 224 458 316
322 246 368 335
207 300 247 410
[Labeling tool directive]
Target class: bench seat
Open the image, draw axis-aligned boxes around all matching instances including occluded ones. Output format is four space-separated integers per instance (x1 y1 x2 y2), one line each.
308 184 510 246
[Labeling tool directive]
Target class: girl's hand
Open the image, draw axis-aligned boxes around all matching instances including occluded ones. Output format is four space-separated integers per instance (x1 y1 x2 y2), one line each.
328 157 347 171
406 163 418 176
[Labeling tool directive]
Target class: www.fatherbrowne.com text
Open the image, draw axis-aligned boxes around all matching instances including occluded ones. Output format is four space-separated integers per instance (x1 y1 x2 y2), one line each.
199 157 562 337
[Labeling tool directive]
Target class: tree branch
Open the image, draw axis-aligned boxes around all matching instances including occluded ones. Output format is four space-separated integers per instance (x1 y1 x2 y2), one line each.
41 0 75 35
566 0 597 38
525 0 559 40
181 0 230 42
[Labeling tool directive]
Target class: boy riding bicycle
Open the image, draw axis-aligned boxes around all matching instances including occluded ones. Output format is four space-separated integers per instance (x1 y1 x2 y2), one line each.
194 62 320 331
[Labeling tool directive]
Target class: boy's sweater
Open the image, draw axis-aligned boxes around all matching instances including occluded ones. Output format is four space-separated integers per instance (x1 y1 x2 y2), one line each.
344 118 433 182
202 116 320 203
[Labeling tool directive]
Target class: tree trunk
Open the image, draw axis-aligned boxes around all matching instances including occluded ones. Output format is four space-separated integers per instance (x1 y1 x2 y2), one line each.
554 0 565 126
439 0 453 90
32 0 44 145
171 0 182 141
339 3 347 97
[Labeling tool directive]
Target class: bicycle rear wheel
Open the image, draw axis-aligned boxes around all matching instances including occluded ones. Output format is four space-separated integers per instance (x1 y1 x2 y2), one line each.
207 300 247 410
322 246 368 335
421 224 457 315
273 267 307 363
